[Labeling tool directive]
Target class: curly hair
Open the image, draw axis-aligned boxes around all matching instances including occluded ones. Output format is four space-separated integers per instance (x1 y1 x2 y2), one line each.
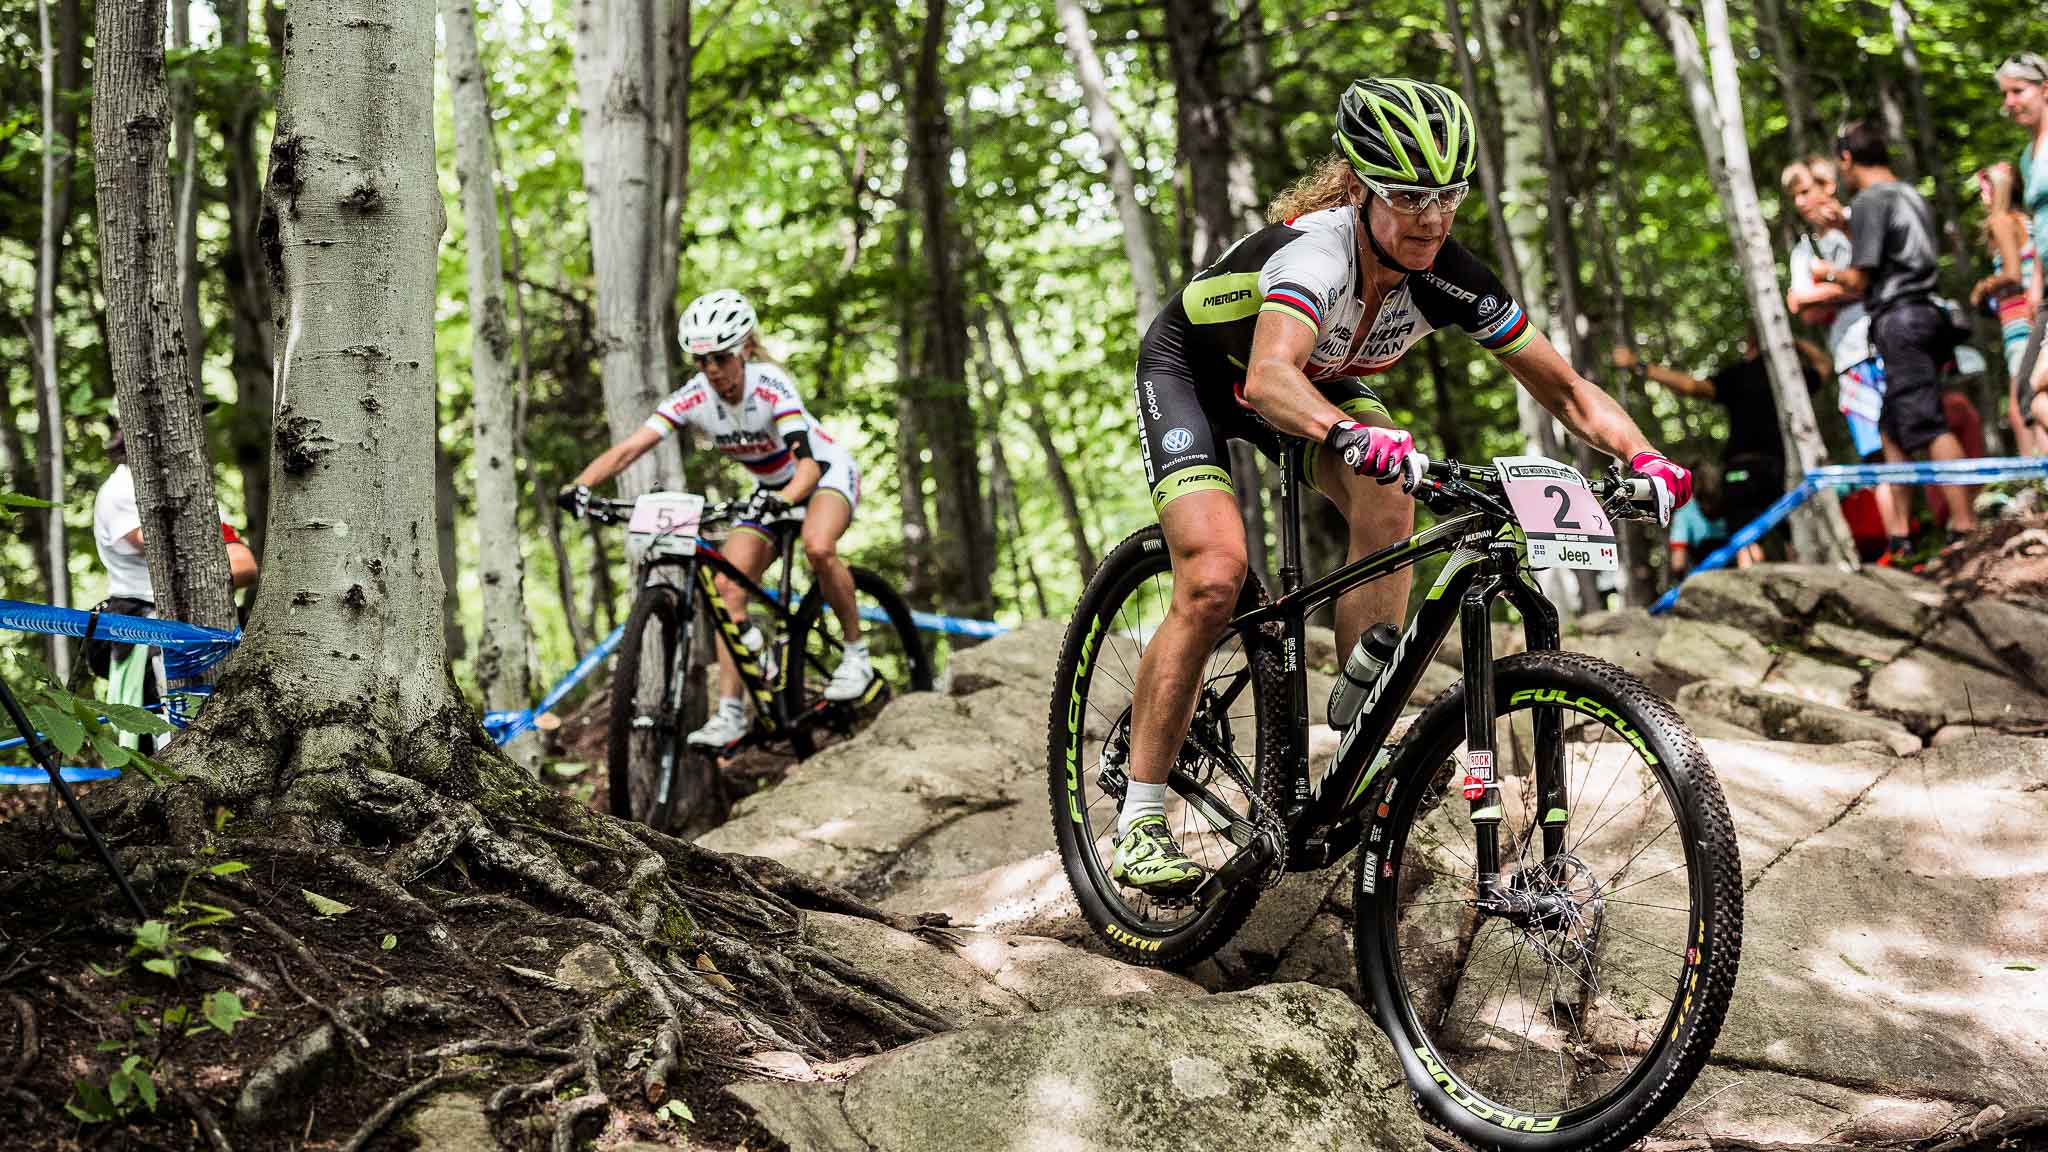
1266 155 1365 223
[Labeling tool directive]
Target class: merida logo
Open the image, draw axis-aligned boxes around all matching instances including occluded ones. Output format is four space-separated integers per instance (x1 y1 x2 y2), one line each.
1202 288 1253 308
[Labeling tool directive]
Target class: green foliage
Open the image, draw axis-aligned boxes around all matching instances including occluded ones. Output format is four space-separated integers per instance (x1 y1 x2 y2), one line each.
0 643 179 779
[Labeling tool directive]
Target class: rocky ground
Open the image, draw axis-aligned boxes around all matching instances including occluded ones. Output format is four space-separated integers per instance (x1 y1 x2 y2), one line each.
698 560 2048 1151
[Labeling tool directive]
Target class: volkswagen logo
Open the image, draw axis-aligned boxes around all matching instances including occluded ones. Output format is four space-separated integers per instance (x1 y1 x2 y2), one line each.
1162 427 1195 453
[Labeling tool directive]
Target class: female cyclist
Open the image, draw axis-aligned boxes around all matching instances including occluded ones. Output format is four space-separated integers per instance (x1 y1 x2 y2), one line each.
559 289 872 749
1107 78 1692 892
1970 162 2041 454
1996 53 2048 441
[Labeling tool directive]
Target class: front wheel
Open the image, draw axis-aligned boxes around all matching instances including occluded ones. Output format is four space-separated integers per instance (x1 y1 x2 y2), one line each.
1355 650 1742 1151
607 583 714 832
782 566 932 758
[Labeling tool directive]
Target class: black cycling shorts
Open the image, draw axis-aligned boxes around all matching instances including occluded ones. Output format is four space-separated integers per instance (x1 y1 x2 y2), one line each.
1136 320 1389 515
1870 302 1951 454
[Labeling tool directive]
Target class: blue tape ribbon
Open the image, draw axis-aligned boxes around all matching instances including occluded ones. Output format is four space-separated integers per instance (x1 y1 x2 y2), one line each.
0 599 241 680
1651 456 2048 615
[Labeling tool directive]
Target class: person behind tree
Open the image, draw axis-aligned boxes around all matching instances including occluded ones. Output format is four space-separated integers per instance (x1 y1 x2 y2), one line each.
1107 78 1691 894
557 289 874 750
1610 329 1827 568
1666 461 1728 579
1996 53 2048 442
1782 155 1914 544
1970 162 2042 455
90 422 259 749
1811 119 1980 551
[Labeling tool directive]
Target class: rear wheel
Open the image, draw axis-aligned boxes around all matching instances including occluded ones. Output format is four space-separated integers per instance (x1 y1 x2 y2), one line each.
607 584 714 831
783 566 931 758
1355 651 1742 1150
1046 525 1286 968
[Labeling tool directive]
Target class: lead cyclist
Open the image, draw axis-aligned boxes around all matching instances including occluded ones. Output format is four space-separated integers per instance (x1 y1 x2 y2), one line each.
1111 78 1696 894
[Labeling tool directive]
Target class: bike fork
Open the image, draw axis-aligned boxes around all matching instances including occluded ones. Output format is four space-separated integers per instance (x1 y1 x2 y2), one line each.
1461 587 1506 905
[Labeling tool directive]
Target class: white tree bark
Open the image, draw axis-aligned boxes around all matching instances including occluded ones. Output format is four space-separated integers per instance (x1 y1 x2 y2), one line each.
171 0 202 394
94 0 235 634
1054 0 1162 331
35 0 70 670
1645 0 1856 567
445 0 537 770
203 0 463 790
572 0 679 501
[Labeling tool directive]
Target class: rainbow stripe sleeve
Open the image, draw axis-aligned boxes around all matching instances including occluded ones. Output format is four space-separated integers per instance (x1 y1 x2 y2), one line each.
1473 301 1535 358
1259 283 1322 333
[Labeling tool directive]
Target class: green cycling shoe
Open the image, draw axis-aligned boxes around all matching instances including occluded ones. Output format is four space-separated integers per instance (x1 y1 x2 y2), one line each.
1110 814 1206 895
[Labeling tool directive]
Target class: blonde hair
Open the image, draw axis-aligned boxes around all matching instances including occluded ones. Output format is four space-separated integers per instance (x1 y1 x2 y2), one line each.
1977 162 2020 243
1267 155 1365 223
741 331 783 368
1779 154 1838 196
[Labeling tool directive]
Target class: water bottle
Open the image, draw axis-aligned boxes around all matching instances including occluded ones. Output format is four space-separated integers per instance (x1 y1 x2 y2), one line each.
1327 623 1400 729
739 623 778 681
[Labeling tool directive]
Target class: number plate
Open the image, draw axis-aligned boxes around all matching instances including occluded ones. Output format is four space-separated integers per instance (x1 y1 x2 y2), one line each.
1494 455 1617 571
627 492 705 558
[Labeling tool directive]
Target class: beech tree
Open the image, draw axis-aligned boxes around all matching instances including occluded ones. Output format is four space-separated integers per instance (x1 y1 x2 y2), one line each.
92 0 235 633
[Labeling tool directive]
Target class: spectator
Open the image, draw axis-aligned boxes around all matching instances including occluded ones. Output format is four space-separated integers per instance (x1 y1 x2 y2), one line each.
1812 119 1979 553
1667 462 1728 578
1610 331 1828 568
1969 163 2041 455
1781 154 1913 546
89 423 257 747
1996 53 2048 437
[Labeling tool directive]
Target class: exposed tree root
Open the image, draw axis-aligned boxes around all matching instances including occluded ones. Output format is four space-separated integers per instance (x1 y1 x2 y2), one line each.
341 1068 472 1152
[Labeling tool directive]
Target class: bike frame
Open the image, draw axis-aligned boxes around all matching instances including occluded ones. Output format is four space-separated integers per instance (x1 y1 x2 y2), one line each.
634 519 809 739
1197 445 1567 901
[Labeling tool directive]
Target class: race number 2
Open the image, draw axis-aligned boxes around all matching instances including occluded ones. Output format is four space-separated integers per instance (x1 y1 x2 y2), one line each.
1495 456 1618 572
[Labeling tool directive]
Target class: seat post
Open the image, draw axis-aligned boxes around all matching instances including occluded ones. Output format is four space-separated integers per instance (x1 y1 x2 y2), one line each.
1278 442 1306 596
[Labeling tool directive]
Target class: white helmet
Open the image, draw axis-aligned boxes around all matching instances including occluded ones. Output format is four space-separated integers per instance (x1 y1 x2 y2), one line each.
678 289 756 356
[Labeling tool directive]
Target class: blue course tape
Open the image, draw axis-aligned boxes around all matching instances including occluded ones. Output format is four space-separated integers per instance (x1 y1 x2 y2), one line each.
1651 455 2048 616
0 765 121 786
0 599 240 680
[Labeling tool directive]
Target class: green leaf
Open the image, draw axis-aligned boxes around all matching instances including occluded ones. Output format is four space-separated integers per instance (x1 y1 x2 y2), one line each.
657 1099 695 1124
131 920 173 956
89 728 132 768
381 934 397 951
185 947 231 966
207 861 250 876
93 1040 126 1053
2007 963 2038 972
180 902 236 928
87 962 126 979
29 702 85 757
141 957 178 978
301 889 354 917
202 990 250 1036
100 702 175 736
67 1080 115 1123
163 1004 189 1029
108 1069 132 1107
133 1067 157 1111
0 492 56 510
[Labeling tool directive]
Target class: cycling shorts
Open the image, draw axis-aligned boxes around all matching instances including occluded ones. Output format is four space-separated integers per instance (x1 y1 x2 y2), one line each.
734 437 860 541
1136 320 1389 515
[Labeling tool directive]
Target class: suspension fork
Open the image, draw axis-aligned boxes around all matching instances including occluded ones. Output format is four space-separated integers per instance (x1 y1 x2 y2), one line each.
1501 546 1569 860
1460 580 1505 904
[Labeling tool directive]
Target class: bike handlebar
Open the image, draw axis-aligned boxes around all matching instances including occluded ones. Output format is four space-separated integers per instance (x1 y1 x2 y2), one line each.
1403 453 1663 522
582 495 797 530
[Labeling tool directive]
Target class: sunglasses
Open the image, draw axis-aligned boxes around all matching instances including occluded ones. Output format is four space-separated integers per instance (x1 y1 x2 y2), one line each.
1361 176 1470 215
693 350 738 369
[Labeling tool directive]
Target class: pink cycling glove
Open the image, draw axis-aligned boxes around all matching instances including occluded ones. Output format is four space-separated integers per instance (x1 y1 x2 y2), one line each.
1327 421 1414 485
1629 450 1693 524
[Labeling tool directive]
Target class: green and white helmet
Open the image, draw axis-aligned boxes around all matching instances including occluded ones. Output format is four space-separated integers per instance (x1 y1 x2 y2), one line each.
1334 78 1477 188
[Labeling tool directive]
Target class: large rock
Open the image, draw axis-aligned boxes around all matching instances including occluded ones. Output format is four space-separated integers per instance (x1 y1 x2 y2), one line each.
1966 598 2048 694
1701 736 1897 890
877 851 1086 941
1660 1065 1967 1144
1201 864 1348 987
1804 620 1910 665
728 983 1426 1152
1754 563 1931 637
402 1092 494 1151
805 912 1030 1023
1867 649 2048 730
1561 608 1666 683
1655 620 1774 689
1677 680 1921 756
1759 650 1863 711
943 930 1204 1010
943 618 1065 693
1670 567 1792 638
1713 735 2048 1104
1923 615 2010 675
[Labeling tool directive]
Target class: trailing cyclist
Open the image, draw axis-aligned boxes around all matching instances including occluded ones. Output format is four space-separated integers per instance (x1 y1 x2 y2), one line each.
559 289 873 749
1112 77 1694 894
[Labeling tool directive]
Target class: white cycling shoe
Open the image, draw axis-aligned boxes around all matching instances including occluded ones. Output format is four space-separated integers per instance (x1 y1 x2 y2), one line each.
687 700 751 748
824 644 876 702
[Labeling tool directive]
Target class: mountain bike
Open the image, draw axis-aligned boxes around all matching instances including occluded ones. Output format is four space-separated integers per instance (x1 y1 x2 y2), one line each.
589 492 933 832
1047 448 1741 1150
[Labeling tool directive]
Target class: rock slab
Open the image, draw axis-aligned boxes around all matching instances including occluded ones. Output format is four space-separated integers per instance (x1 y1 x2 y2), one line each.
729 983 1425 1152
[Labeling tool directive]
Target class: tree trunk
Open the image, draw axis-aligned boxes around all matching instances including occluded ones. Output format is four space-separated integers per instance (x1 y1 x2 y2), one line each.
446 0 537 766
1446 0 1529 304
656 0 692 389
1053 0 1163 330
1756 0 1815 160
910 0 995 620
221 0 275 558
93 0 237 636
990 294 1098 579
34 0 72 665
436 437 465 663
586 514 620 632
1645 0 1856 567
892 213 931 597
971 314 1048 618
1887 0 1970 283
572 0 678 501
171 0 203 396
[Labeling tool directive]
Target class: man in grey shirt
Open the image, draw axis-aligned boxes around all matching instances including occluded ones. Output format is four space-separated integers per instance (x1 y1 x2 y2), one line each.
1811 119 1978 541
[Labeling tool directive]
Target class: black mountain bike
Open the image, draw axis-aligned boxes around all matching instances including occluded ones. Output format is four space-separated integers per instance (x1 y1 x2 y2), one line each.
1048 448 1741 1150
589 493 933 832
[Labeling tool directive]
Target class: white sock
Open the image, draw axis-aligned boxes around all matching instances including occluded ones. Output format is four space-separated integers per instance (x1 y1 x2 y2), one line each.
718 695 746 715
1120 781 1167 839
844 640 869 657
